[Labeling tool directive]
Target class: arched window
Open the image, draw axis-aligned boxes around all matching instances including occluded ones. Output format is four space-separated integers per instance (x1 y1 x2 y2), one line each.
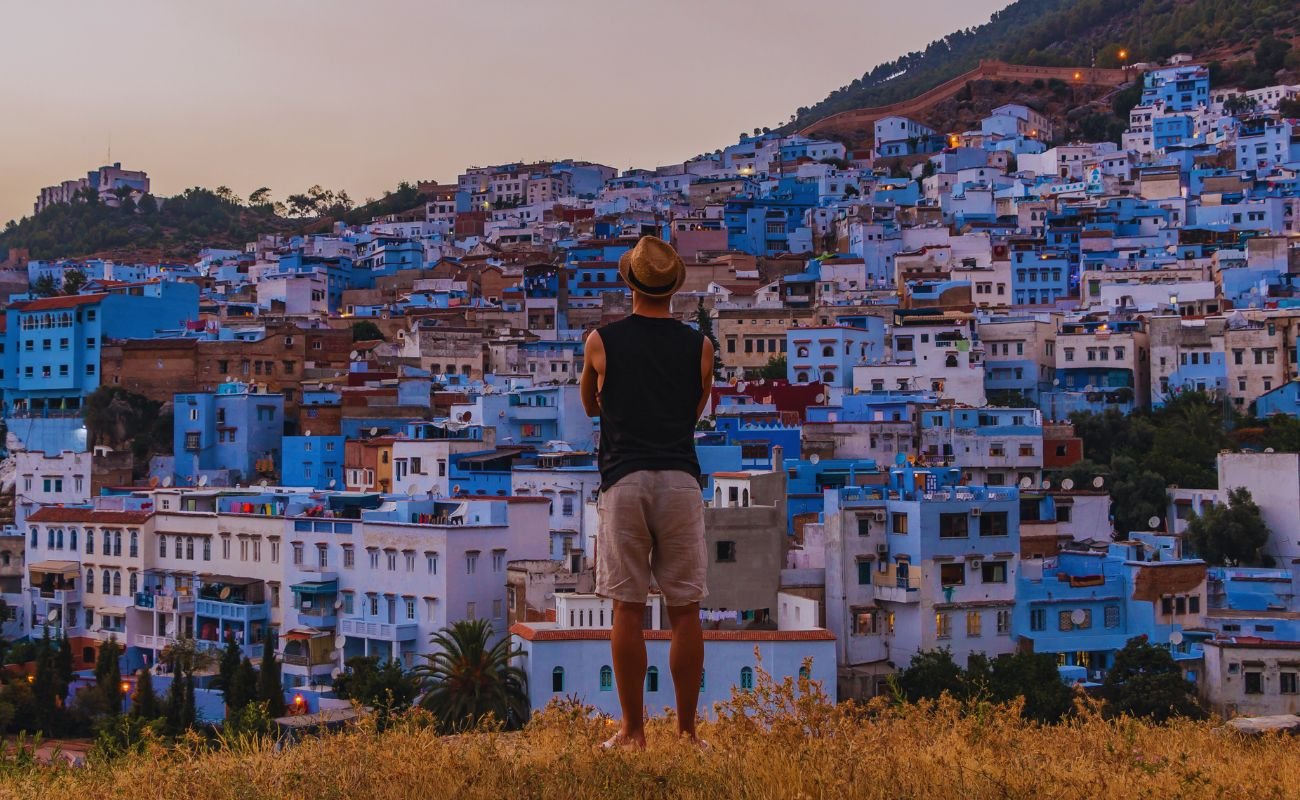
85 528 94 554
822 345 834 358
599 665 613 691
822 371 835 383
129 530 138 557
159 535 167 558
30 528 37 548
743 489 751 507
945 354 958 368
646 666 660 693
796 372 809 383
740 667 754 691
796 346 809 358
102 570 111 594
55 529 63 549
114 531 123 556
85 568 95 593
111 571 122 596
68 529 77 551
552 667 565 693
47 529 55 549
129 572 138 595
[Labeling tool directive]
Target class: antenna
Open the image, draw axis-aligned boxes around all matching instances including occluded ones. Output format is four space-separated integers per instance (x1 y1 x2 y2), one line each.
198 474 209 487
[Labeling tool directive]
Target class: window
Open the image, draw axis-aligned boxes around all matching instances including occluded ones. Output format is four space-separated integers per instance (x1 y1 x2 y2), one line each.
891 513 908 534
1030 608 1046 631
940 563 965 586
552 667 565 693
369 549 379 569
1245 672 1263 695
405 551 416 572
386 551 397 571
978 512 1009 537
158 535 166 558
319 545 330 568
184 432 201 451
1281 672 1298 695
938 513 968 538
996 609 1010 635
600 665 613 691
203 538 211 561
129 530 138 557
292 543 304 565
646 666 659 693
936 612 952 639
740 667 754 691
86 529 94 554
405 597 416 620
492 550 504 572
716 541 737 562
343 546 354 568
857 560 872 585
1104 605 1120 628
426 552 438 574
966 611 982 637
270 540 279 563
981 561 1007 583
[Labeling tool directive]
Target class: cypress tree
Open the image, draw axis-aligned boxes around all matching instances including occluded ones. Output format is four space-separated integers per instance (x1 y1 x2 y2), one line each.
95 636 123 714
32 629 58 734
131 667 159 719
55 630 74 699
217 635 241 700
257 632 286 717
229 657 257 712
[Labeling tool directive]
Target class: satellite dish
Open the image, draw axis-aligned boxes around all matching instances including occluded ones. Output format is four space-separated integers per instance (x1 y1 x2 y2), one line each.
198 474 209 487
260 479 269 488
45 609 58 623
149 476 160 489
1052 379 1060 386
1070 609 1086 625
1092 476 1104 488
219 586 232 600
815 393 826 403
1148 515 1161 530
1019 476 1033 489
809 454 821 465
1169 630 1184 645
331 667 343 679
728 376 738 387
349 350 359 360
452 484 462 496
1041 480 1052 490
305 429 313 438
334 634 346 649
1062 478 1075 491
406 485 418 498
460 411 473 423
370 427 379 437
1265 447 1275 454
333 598 344 611
736 381 748 392
162 475 173 488
328 479 337 489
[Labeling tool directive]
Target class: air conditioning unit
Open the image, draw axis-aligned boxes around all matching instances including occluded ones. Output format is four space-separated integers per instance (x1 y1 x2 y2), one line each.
971 507 982 517
970 559 982 571
876 543 889 556
871 510 887 523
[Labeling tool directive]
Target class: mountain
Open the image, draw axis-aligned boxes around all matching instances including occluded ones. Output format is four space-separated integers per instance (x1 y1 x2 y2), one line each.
784 0 1300 133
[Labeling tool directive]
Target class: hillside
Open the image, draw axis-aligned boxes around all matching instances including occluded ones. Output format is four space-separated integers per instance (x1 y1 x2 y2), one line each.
6 698 1299 799
785 0 1300 134
0 183 431 263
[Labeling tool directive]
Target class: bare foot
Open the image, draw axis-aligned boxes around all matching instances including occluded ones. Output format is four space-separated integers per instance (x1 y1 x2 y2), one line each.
600 730 646 751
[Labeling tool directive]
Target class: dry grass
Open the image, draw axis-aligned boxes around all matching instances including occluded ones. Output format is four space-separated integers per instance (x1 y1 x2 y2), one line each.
1 671 1298 800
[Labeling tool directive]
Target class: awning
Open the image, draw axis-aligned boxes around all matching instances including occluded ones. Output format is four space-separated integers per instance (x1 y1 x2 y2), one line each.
199 574 262 586
291 580 339 594
29 561 80 576
283 627 330 641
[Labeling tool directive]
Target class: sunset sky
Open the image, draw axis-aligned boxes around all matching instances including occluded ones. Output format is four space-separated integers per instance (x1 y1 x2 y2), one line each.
0 0 1007 225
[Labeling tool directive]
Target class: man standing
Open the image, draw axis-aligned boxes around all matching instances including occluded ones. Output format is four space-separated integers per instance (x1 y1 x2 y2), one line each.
580 235 714 750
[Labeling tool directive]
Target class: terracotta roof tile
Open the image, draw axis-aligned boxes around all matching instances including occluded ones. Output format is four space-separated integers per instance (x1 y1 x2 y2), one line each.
510 623 835 642
28 507 152 524
10 294 106 312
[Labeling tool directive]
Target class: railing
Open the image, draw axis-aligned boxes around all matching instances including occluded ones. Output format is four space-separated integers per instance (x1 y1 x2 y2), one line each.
874 580 920 604
339 617 418 642
131 633 177 650
282 652 334 668
196 599 269 621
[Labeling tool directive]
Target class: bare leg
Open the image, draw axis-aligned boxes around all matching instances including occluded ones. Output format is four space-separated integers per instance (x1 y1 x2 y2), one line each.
667 602 703 738
610 600 647 747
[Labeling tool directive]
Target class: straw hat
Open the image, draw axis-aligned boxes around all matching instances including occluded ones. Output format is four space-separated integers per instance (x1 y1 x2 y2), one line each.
618 236 686 298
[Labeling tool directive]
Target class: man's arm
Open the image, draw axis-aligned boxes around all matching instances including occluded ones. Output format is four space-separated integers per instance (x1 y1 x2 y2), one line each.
580 329 605 417
697 337 715 420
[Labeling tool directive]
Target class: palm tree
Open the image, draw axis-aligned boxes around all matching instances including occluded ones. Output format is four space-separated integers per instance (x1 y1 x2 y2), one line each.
412 619 529 733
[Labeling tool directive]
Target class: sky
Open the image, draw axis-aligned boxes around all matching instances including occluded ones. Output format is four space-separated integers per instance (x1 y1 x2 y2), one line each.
0 0 1007 225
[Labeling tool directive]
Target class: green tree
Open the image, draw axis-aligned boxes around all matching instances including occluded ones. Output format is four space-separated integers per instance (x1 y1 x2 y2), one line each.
95 636 123 715
228 657 257 713
55 630 74 700
412 620 529 733
1108 455 1168 537
247 187 272 207
693 298 723 381
130 667 159 720
351 320 385 342
31 274 58 298
986 651 1075 723
59 269 87 295
257 632 286 718
1255 36 1291 73
1185 487 1271 566
756 355 787 380
895 648 966 703
161 637 206 735
216 635 241 702
333 655 416 730
31 627 59 734
1102 636 1204 722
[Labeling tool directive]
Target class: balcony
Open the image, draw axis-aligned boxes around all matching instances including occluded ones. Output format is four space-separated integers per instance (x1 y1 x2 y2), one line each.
195 598 269 622
508 404 558 422
340 617 418 642
130 633 177 650
283 652 335 668
874 579 920 604
36 588 79 603
295 609 339 628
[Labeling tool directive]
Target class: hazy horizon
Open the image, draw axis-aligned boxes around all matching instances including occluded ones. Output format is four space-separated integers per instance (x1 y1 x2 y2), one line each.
1 0 1007 226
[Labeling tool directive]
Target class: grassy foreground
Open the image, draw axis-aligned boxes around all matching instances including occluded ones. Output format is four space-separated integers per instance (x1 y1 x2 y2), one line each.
1 678 1298 800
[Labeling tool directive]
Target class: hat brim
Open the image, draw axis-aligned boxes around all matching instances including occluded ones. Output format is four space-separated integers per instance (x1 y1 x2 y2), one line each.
618 249 686 298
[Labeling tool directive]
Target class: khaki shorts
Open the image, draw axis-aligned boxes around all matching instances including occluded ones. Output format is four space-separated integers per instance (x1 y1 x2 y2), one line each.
595 470 707 607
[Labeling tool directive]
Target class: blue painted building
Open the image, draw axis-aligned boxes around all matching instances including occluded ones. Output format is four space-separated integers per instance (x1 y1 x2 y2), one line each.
1141 65 1210 112
173 382 285 485
282 435 346 489
787 323 887 388
1254 380 1300 418
1011 250 1071 306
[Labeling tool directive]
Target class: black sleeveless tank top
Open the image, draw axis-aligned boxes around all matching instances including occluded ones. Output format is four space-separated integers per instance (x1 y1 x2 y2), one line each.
596 314 705 490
